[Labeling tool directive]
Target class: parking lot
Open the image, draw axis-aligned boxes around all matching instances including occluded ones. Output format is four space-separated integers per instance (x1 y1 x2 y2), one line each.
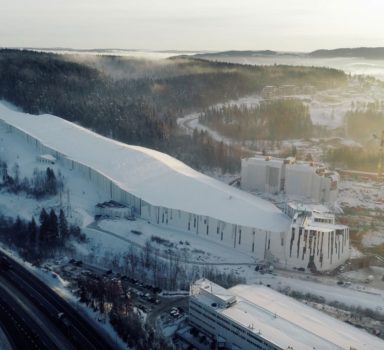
40 258 189 335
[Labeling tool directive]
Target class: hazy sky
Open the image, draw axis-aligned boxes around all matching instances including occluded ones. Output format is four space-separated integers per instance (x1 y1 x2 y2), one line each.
1 0 383 51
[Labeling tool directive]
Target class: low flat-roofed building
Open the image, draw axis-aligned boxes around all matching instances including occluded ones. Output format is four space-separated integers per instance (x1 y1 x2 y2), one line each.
95 200 133 219
37 153 56 164
189 279 384 350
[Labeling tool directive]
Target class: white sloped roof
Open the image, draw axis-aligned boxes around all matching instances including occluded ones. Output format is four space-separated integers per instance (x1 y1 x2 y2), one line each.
0 102 290 232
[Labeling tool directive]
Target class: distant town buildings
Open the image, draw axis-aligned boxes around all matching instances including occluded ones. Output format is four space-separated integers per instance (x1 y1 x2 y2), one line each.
261 84 316 99
241 156 339 204
188 278 383 350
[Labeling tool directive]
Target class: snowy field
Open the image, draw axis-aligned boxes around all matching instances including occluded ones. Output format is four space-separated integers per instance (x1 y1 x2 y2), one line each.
338 180 384 210
362 231 384 248
340 266 384 289
251 273 384 314
90 218 256 264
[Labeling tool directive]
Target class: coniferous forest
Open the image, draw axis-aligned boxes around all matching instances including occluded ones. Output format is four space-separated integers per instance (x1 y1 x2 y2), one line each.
200 99 313 141
0 49 347 171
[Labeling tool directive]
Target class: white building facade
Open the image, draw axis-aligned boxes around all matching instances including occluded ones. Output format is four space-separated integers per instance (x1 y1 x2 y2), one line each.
283 203 350 271
241 156 339 204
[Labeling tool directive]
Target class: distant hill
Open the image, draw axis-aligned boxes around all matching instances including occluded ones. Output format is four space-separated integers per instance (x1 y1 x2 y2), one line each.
196 50 278 58
309 47 384 59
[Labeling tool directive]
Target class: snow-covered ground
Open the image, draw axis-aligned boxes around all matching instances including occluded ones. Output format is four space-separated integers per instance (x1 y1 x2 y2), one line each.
84 218 256 265
340 266 384 289
362 231 384 248
251 273 384 314
338 179 384 210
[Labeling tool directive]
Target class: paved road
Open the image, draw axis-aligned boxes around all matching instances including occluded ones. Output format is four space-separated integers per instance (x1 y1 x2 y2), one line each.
146 296 189 330
0 279 56 350
177 111 258 156
0 275 73 350
0 251 118 350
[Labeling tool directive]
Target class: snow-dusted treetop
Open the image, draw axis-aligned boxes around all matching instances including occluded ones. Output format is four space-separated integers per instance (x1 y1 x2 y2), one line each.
0 102 290 232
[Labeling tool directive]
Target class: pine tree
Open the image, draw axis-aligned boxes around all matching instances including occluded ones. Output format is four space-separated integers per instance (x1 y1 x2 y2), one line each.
46 167 57 195
48 209 58 242
13 216 23 239
39 208 49 242
58 209 68 240
28 217 37 245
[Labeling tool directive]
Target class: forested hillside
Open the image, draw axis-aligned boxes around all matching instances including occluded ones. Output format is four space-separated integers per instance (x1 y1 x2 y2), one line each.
346 106 384 143
0 49 347 171
199 99 312 141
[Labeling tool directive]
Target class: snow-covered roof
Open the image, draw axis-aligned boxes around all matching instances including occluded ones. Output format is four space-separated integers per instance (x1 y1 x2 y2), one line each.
192 278 236 306
193 281 384 350
0 102 290 232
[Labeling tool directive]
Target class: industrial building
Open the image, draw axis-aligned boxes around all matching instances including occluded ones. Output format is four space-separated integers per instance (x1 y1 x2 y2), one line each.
241 156 339 204
189 278 383 350
0 103 349 271
95 200 133 220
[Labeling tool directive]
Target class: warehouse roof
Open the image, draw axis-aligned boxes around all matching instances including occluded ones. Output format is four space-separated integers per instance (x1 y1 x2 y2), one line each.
191 279 384 350
0 102 290 232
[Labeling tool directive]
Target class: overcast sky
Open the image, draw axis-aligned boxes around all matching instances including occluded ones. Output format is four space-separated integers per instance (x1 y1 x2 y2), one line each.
1 0 383 51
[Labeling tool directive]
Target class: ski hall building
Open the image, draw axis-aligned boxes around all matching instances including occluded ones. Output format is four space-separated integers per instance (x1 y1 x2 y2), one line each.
0 103 349 271
189 278 384 350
